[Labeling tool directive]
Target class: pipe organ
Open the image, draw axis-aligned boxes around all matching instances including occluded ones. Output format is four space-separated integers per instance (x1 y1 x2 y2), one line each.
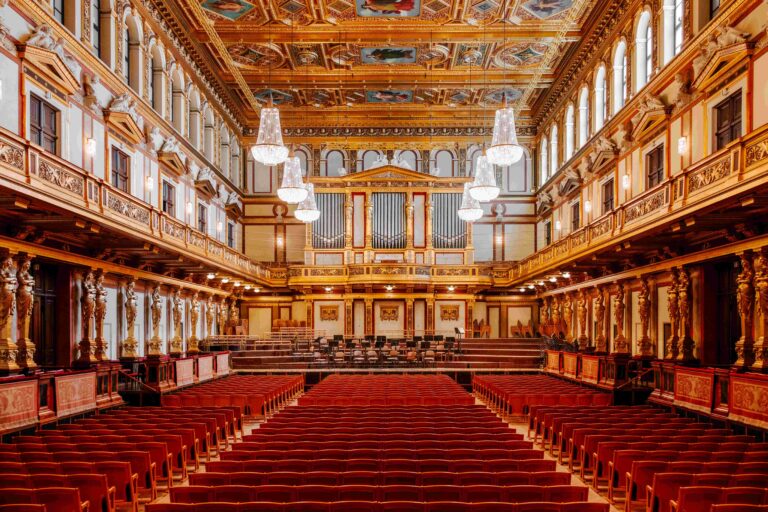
432 193 466 249
312 193 345 249
372 193 407 249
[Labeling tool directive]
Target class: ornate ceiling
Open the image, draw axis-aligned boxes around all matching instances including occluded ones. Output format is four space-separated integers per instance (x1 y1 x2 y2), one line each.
156 0 598 130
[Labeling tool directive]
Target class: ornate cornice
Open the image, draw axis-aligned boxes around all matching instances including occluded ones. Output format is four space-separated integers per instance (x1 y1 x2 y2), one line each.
280 125 537 138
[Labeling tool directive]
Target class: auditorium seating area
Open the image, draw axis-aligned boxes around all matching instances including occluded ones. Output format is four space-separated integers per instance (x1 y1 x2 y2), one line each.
146 374 607 512
0 376 297 512
522 398 768 512
473 374 613 417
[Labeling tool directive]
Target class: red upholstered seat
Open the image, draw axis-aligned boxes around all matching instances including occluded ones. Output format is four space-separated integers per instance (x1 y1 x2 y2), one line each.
0 506 48 512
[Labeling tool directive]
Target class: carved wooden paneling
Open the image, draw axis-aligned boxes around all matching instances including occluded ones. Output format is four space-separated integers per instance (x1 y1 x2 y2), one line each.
55 372 97 417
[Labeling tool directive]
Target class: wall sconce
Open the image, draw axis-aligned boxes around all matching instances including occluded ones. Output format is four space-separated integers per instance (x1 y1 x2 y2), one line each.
276 235 284 247
622 174 631 190
185 201 193 215
221 277 229 284
324 286 333 292
447 285 456 292
495 234 503 245
677 136 688 155
555 220 562 231
145 175 154 191
206 273 215 279
562 272 571 279
549 276 557 283
385 285 394 292
584 200 592 213
216 221 223 233
85 138 97 156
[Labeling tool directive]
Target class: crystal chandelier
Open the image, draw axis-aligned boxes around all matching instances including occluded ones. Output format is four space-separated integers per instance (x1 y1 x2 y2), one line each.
295 183 320 222
457 183 483 222
470 153 500 202
277 155 308 204
486 95 524 166
250 101 289 165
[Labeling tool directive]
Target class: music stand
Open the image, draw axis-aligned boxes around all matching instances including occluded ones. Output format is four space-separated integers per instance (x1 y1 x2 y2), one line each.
454 327 465 354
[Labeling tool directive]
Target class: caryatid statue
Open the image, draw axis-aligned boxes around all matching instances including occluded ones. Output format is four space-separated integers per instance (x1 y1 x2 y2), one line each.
187 292 201 354
562 293 573 341
612 282 628 354
576 289 589 347
594 287 607 353
0 255 19 373
148 284 163 356
735 253 755 367
206 296 216 338
169 289 184 356
637 277 654 357
16 255 37 369
665 269 680 360
677 268 695 361
122 280 138 359
218 300 229 335
79 270 97 363
93 270 108 361
752 250 768 370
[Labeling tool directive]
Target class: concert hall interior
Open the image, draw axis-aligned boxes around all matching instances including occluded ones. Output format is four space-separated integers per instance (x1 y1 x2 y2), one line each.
1 0 768 509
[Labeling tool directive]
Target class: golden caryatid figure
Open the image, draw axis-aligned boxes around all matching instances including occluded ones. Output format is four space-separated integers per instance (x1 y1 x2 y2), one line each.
169 289 184 356
0 255 19 374
562 293 573 341
576 288 588 347
148 284 163 356
187 292 200 354
594 287 607 353
551 296 561 336
15 255 36 369
218 300 229 335
753 250 768 370
612 283 628 354
735 253 755 367
93 270 108 361
206 296 215 338
122 280 138 359
677 268 695 361
79 270 97 363
637 277 654 357
665 269 680 360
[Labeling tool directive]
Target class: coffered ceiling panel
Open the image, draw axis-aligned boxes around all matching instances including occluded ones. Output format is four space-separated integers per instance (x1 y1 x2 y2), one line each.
158 0 596 129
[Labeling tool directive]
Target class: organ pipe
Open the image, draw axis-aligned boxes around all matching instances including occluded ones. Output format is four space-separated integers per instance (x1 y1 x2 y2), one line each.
312 193 345 249
433 193 466 249
372 193 406 249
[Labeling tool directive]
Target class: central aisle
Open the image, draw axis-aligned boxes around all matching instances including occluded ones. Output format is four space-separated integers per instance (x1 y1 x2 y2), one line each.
150 374 608 511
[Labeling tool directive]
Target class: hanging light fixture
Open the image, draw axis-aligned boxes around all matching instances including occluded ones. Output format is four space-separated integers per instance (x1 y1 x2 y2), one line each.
251 98 289 165
277 152 308 204
457 182 483 222
295 182 320 222
470 151 500 202
487 94 524 166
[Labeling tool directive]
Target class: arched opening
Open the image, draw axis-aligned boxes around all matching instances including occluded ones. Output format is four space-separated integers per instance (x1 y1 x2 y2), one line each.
549 125 559 176
663 0 684 63
171 68 185 134
636 10 653 91
203 107 215 162
322 150 346 176
394 150 418 171
432 149 456 177
565 104 575 160
539 136 549 185
578 86 590 148
612 41 627 114
219 125 230 177
149 43 165 114
594 66 607 131
230 142 241 186
189 89 201 150
361 150 384 171
123 13 142 93
295 147 311 177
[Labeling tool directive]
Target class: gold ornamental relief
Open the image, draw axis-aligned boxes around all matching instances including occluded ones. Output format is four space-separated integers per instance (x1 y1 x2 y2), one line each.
319 305 339 321
439 304 460 321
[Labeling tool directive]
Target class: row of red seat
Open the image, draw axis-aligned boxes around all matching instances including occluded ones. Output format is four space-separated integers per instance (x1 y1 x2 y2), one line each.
647 471 768 512
206 458 558 474
0 488 89 512
221 449 544 462
670 486 768 512
147 502 609 512
298 375 473 406
188 470 572 487
473 375 612 415
169 484 590 503
242 432 524 443
0 473 114 512
232 440 534 451
161 375 303 417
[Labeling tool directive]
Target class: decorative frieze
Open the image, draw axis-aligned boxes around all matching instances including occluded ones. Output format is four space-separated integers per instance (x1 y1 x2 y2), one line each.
37 160 85 196
624 186 668 224
687 155 730 194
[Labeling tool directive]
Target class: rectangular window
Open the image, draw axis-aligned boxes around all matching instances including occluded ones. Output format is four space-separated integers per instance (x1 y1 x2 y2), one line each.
602 179 615 214
29 95 58 155
544 221 552 246
52 0 64 23
91 0 101 56
715 91 742 150
110 148 129 192
646 145 665 189
710 0 720 18
571 203 580 232
197 204 207 233
227 222 235 249
162 181 175 216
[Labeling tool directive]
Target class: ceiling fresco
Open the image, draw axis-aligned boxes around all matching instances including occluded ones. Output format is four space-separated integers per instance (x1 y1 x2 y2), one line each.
162 0 593 128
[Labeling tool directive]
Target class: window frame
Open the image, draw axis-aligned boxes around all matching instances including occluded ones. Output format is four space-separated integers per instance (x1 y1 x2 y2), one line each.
29 94 59 155
122 28 130 83
570 202 581 232
714 90 742 151
227 222 236 249
52 0 65 24
161 180 176 216
601 178 615 215
646 144 665 189
673 0 684 54
197 203 208 234
544 221 552 246
110 147 130 193
91 0 101 57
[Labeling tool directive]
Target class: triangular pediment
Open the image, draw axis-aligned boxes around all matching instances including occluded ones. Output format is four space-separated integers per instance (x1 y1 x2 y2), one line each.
158 151 186 177
104 110 144 145
631 108 670 141
344 165 436 182
195 177 218 199
18 44 79 96
312 165 469 189
692 42 752 93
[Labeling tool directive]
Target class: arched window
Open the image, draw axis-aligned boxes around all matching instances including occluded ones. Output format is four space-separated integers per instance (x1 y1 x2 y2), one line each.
219 126 230 177
91 0 102 57
149 45 165 113
467 146 482 177
594 66 607 131
322 150 345 176
230 143 241 186
539 136 549 185
612 41 627 114
433 149 456 176
189 90 201 150
203 107 214 162
361 150 383 171
122 15 142 93
636 11 653 91
578 86 590 148
565 104 575 160
394 150 418 171
550 125 559 176
295 147 310 177
171 69 185 133
663 0 684 63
